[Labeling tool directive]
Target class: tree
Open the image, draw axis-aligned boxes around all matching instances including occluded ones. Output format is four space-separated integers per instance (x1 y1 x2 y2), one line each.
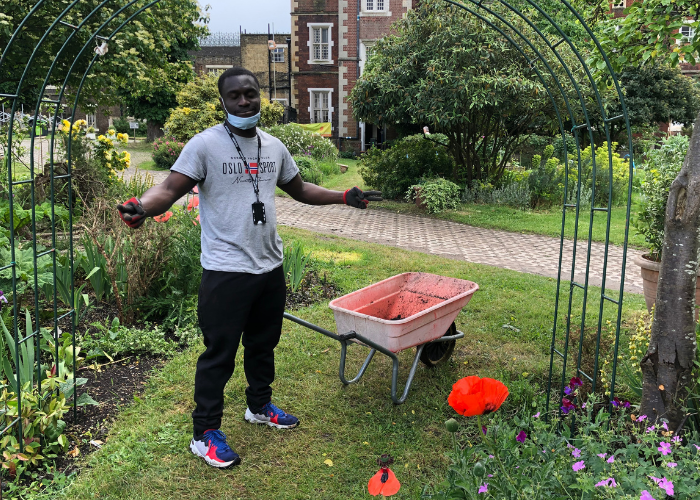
0 0 207 128
590 0 700 430
164 72 284 142
349 0 572 186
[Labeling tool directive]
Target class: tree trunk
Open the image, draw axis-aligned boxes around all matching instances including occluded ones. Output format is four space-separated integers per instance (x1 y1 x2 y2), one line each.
639 111 700 431
146 120 164 142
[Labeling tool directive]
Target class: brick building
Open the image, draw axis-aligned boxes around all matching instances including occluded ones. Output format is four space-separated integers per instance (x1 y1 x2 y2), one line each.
190 32 291 106
291 0 413 152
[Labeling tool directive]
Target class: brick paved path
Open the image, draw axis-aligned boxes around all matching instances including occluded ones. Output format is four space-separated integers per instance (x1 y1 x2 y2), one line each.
275 197 644 294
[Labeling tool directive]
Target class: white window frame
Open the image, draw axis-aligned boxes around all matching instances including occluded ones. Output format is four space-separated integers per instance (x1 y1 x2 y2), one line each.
679 20 697 43
362 0 391 16
308 88 334 125
359 40 376 75
271 47 285 63
272 98 288 106
307 23 334 64
611 0 624 8
205 64 232 74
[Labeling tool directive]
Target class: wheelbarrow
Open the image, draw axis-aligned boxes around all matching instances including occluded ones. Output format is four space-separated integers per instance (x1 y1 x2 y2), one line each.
283 272 479 404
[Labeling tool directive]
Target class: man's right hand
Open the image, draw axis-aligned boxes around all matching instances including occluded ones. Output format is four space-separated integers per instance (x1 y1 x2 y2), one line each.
117 197 146 228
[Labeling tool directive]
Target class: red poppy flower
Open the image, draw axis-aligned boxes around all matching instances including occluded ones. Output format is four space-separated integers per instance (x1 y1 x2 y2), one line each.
154 211 173 223
368 455 400 497
447 376 509 416
186 196 199 212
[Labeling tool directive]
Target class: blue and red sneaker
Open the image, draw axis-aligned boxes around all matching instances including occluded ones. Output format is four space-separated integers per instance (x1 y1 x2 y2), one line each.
190 429 241 468
244 401 299 429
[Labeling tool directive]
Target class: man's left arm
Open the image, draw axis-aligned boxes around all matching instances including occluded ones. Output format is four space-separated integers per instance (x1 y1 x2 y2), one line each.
278 174 382 209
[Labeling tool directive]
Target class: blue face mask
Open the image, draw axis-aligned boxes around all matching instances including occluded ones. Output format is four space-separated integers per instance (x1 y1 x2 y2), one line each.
222 100 260 130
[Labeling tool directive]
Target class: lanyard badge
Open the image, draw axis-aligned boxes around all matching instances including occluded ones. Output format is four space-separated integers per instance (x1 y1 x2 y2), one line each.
223 122 266 225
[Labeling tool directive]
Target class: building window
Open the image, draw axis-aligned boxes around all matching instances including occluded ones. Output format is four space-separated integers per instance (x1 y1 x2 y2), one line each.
205 65 232 75
681 23 696 42
308 88 334 124
272 48 284 63
86 113 97 129
307 23 334 64
359 41 376 75
612 0 624 8
365 0 386 11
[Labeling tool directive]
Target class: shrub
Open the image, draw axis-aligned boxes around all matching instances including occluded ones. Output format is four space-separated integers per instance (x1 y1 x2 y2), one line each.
634 135 689 260
265 123 338 160
111 117 133 135
528 156 563 208
82 317 186 359
360 134 454 200
407 177 460 214
570 143 630 207
339 150 356 159
152 136 185 170
294 156 323 184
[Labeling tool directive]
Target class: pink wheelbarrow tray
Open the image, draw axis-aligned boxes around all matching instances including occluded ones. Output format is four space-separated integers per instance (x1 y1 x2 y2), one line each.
283 272 479 404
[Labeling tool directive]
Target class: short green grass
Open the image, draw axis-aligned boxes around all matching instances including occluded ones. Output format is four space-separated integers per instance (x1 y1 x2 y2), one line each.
316 161 646 249
65 227 646 499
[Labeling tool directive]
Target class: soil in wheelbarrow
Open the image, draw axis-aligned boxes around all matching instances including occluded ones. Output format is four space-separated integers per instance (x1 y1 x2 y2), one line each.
361 291 445 321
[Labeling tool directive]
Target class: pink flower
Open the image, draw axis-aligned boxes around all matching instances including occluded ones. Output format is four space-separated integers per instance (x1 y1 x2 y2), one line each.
657 442 672 456
694 444 700 451
607 455 615 463
646 426 655 433
595 478 618 488
572 461 585 472
666 462 677 468
637 415 647 422
649 476 674 496
640 491 656 500
572 448 581 458
672 436 681 444
516 431 527 443
661 422 668 431
533 412 540 419
478 483 488 494
597 453 607 459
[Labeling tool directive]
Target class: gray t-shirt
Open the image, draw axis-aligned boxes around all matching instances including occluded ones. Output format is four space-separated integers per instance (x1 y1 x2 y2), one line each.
171 125 299 273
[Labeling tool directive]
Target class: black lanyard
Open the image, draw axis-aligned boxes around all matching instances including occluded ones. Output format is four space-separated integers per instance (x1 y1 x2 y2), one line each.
223 121 262 202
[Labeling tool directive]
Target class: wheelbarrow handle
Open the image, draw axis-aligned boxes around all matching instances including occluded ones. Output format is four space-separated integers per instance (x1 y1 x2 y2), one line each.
283 312 343 341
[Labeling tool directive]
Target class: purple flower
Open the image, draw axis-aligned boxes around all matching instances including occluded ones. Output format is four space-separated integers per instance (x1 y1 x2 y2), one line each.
646 426 656 433
572 460 585 472
561 398 576 414
569 377 583 387
564 386 572 395
607 455 615 463
516 431 527 443
672 436 681 444
582 402 586 409
597 453 607 459
478 483 488 494
637 414 647 422
482 426 487 435
623 401 631 408
612 398 620 407
487 474 493 478
595 477 618 488
666 462 677 468
640 490 656 500
658 442 672 456
572 448 582 458
533 412 540 419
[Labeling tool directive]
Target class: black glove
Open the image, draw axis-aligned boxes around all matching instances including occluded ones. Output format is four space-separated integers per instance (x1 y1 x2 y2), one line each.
117 197 146 228
343 187 383 209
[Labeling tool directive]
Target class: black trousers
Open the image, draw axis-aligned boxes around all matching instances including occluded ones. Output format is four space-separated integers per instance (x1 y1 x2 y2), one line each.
192 266 286 437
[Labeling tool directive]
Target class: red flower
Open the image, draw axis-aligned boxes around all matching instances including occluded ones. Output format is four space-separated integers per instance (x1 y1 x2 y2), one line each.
154 211 173 223
448 376 509 416
368 455 400 497
186 196 199 212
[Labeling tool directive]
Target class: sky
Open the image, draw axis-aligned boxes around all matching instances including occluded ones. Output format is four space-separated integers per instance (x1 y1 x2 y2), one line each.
202 0 292 35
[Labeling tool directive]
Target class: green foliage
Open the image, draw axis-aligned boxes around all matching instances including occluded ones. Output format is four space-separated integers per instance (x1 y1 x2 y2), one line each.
0 200 69 240
0 241 54 306
463 178 531 210
528 157 563 208
408 178 461 214
426 394 700 499
283 242 312 293
339 151 357 159
350 0 570 184
634 135 689 260
152 136 185 170
164 72 289 142
359 134 454 200
111 117 133 135
294 156 323 185
82 317 187 359
264 123 338 161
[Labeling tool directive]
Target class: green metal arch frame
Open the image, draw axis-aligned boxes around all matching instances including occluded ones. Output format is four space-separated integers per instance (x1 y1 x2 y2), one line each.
1 0 163 450
0 0 634 450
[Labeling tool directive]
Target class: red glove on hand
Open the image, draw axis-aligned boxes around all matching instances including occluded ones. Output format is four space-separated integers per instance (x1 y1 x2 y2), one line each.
117 197 146 228
343 187 383 209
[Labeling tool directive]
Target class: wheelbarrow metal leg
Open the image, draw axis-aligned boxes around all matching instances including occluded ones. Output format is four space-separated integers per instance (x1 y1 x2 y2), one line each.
390 344 425 405
339 340 376 384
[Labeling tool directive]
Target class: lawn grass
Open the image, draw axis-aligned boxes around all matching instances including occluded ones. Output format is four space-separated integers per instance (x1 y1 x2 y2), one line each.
316 162 646 249
64 226 646 499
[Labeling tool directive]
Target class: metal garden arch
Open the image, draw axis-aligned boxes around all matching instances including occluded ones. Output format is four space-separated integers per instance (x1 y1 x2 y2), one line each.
0 0 633 452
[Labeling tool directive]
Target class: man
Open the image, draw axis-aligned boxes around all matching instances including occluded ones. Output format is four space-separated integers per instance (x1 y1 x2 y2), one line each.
117 67 380 468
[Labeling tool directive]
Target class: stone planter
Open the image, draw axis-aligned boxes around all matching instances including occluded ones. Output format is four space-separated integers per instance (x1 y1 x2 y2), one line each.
338 164 348 173
634 254 700 318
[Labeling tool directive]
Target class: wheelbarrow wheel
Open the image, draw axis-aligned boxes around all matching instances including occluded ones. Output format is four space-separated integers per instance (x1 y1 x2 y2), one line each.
420 323 457 367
